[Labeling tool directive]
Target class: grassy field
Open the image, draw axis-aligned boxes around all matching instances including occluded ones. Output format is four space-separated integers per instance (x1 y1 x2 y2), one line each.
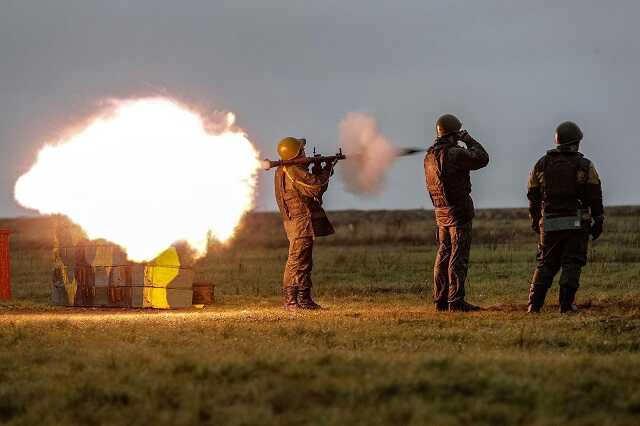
1 207 640 425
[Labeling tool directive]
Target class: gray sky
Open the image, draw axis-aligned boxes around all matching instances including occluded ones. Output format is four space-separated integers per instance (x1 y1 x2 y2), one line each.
1 0 639 216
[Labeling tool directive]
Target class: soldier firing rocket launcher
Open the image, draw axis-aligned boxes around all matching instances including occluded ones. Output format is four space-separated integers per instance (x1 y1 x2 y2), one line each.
261 143 426 171
262 135 427 197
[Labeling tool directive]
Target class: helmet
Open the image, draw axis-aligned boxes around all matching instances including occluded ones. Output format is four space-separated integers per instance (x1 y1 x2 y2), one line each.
435 114 462 136
277 137 306 160
555 121 583 145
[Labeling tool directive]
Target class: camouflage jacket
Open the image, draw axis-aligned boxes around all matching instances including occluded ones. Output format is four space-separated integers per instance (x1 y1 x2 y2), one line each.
527 147 604 227
424 136 489 226
275 164 335 240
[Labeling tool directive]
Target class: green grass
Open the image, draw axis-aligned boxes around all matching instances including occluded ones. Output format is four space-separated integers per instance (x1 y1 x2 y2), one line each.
1 207 640 425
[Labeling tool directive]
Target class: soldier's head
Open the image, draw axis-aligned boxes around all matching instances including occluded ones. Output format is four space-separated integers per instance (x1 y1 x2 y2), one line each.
436 114 462 137
277 137 306 160
555 121 583 148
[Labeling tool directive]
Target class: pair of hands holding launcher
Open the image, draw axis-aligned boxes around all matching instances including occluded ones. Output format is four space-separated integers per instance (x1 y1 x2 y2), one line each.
311 158 338 176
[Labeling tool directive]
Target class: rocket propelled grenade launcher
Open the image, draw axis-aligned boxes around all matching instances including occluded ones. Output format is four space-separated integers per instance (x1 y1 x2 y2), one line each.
261 149 347 171
261 147 426 171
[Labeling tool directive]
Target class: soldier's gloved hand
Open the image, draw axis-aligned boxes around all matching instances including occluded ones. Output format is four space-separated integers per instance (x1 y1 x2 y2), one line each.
591 219 603 240
457 130 472 144
324 158 338 174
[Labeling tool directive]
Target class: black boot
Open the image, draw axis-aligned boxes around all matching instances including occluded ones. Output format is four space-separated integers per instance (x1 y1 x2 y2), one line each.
559 287 579 313
449 300 482 312
435 300 448 312
283 286 299 310
527 283 549 313
298 287 322 310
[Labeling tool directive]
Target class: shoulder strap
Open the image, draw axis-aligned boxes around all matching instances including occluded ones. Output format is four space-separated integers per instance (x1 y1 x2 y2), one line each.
283 166 329 189
283 166 327 204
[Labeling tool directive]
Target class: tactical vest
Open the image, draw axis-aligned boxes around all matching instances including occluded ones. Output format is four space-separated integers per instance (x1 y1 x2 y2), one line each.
541 151 590 216
425 142 473 225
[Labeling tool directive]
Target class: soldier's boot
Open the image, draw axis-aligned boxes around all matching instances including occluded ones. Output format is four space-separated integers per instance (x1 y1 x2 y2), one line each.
434 300 448 312
527 283 549 313
283 286 299 311
558 264 581 313
449 300 482 312
298 287 322 310
559 286 579 313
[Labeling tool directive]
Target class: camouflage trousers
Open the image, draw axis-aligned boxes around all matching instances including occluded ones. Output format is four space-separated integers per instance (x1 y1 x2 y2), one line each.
283 237 313 289
531 228 589 290
433 222 472 304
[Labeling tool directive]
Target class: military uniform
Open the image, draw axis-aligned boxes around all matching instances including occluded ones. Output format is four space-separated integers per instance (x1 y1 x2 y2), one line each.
275 163 334 309
527 143 604 312
424 131 489 311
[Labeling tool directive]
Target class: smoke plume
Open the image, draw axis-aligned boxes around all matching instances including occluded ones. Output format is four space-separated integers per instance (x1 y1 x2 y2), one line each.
339 112 396 194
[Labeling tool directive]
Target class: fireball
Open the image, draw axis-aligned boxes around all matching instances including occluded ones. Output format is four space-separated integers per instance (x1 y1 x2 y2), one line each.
15 97 260 262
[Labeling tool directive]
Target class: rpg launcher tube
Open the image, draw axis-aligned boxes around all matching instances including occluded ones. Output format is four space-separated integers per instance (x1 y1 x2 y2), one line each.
261 153 346 171
260 148 424 170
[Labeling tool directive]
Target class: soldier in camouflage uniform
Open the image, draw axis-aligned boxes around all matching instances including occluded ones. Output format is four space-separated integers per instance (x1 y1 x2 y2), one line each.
424 114 489 312
274 137 336 310
527 121 604 313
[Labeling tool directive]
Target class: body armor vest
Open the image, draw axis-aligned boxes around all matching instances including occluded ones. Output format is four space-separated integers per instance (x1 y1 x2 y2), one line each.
425 142 473 225
541 151 590 216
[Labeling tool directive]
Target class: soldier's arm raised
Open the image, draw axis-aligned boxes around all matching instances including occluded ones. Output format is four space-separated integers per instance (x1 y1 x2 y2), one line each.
454 133 489 170
283 165 332 200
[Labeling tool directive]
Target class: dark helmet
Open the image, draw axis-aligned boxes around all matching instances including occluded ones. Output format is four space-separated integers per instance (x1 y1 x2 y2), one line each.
435 114 462 136
555 121 583 145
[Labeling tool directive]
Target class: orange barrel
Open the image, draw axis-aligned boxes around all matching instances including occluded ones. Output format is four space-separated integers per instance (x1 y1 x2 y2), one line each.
0 230 10 300
192 282 214 306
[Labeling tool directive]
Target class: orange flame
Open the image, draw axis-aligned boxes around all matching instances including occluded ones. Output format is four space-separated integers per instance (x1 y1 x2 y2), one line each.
15 97 260 262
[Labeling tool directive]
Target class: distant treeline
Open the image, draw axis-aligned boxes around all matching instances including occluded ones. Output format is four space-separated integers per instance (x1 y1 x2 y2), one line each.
2 206 639 251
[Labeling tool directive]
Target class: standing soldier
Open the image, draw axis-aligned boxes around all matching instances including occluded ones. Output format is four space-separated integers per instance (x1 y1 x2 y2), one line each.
425 114 489 312
274 137 336 310
527 122 604 313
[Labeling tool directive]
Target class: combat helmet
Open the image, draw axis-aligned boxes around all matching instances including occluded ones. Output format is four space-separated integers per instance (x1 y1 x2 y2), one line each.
436 114 462 136
555 121 583 145
277 137 306 160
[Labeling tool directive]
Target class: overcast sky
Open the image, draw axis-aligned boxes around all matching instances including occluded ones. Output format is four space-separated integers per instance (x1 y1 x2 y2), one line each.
1 0 638 216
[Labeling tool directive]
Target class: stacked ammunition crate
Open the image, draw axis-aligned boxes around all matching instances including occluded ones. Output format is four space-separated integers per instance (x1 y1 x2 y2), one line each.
52 222 194 308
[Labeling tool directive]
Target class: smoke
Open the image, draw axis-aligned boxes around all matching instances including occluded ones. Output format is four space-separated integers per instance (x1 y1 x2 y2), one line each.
339 112 397 194
15 97 260 262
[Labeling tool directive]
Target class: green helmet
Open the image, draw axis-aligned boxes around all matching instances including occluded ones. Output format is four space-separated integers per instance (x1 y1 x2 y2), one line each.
435 114 462 136
277 137 306 160
555 121 583 145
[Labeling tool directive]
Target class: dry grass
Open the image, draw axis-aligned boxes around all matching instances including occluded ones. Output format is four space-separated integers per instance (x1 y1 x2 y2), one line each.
1 207 640 425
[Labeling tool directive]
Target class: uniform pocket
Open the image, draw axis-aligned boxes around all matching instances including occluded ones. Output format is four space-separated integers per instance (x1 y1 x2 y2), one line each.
284 196 308 218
